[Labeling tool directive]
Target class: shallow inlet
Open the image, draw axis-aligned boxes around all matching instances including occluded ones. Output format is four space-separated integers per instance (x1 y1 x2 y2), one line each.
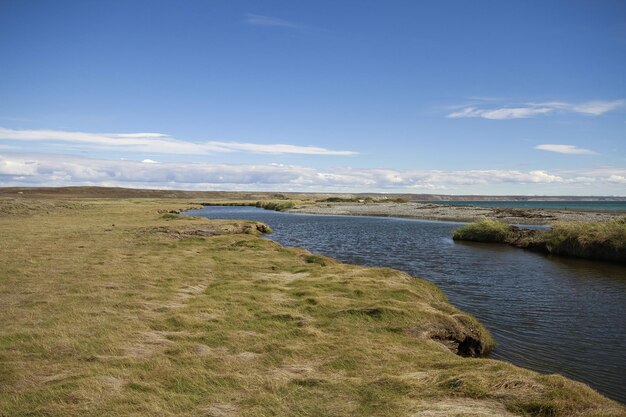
188 206 626 404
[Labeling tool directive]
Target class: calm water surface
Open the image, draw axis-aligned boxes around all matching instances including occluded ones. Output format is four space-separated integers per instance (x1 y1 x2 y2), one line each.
188 206 626 404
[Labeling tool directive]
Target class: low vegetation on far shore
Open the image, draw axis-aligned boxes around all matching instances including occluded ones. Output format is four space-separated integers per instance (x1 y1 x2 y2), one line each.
318 197 409 203
255 200 297 211
453 217 626 263
1 197 624 416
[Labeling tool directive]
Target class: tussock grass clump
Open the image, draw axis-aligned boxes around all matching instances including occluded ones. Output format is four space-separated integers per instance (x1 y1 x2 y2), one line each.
255 200 296 211
543 217 626 262
546 216 626 249
319 197 409 203
304 254 334 266
452 219 512 243
161 212 182 219
320 197 365 203
454 217 626 263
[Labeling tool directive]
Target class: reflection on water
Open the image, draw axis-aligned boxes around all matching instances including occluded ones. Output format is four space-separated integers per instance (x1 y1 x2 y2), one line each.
188 206 626 404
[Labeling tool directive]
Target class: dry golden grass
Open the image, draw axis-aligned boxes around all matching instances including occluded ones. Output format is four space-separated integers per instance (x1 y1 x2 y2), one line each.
545 217 626 249
0 197 624 416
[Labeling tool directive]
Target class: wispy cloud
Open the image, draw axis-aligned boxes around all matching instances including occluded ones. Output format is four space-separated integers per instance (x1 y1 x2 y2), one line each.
448 106 553 120
0 128 357 156
534 144 597 155
3 153 624 193
447 99 624 120
245 14 302 29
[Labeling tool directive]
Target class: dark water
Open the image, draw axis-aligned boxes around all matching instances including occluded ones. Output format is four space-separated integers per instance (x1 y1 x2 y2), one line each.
429 200 626 211
188 206 626 404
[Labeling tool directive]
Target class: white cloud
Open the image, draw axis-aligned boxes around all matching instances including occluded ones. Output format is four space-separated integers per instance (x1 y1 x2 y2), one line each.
0 127 357 156
447 100 624 120
0 157 39 176
448 106 553 120
4 153 623 194
142 159 159 164
607 175 626 184
534 144 596 155
546 100 625 116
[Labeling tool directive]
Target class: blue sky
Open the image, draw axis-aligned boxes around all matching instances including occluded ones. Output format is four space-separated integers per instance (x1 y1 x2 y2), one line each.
1 0 625 194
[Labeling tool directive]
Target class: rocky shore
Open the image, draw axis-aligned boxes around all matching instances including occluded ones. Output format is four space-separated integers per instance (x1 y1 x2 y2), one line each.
288 201 624 225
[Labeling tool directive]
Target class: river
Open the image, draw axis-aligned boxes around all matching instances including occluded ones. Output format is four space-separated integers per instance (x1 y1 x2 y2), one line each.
187 206 626 404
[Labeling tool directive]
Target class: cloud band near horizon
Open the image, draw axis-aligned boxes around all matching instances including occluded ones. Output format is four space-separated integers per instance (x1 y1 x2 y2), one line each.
1 153 624 194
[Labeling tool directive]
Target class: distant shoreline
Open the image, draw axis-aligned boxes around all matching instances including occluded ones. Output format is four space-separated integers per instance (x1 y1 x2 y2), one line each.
1 186 625 202
2 186 625 225
286 201 625 225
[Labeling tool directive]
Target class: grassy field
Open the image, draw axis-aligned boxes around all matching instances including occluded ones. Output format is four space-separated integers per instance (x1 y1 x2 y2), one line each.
1 197 624 416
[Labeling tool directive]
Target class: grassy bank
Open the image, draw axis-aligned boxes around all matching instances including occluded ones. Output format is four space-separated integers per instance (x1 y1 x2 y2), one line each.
255 200 297 211
1 198 624 416
452 218 626 263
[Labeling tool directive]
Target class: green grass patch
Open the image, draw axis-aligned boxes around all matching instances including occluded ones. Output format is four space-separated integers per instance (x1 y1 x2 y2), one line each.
453 217 626 263
452 219 512 243
255 200 297 211
545 216 626 250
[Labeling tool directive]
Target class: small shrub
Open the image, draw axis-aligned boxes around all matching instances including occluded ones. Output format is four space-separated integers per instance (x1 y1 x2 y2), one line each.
255 200 296 211
319 197 356 203
305 254 329 266
452 219 511 243
318 196 408 203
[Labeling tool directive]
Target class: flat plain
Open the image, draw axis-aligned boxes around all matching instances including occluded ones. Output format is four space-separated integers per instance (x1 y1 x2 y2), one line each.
1 194 624 416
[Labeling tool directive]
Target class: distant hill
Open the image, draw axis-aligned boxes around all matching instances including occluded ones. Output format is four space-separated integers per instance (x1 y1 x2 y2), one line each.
0 186 624 201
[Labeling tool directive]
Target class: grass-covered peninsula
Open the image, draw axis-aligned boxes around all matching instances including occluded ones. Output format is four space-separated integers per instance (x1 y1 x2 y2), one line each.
1 196 625 416
453 218 626 264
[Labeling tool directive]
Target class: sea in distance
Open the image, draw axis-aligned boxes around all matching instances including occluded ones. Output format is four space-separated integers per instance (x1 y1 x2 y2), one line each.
426 200 626 211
